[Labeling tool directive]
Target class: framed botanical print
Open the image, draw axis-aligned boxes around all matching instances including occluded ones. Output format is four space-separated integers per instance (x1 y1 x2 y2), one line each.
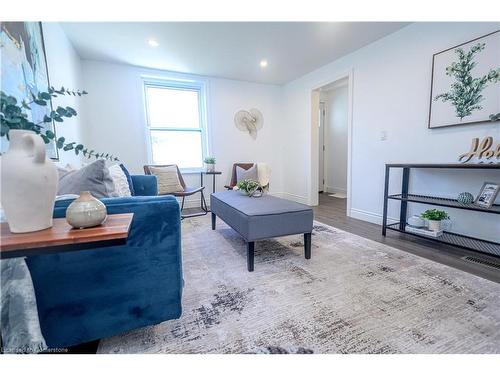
0 22 59 159
428 30 500 129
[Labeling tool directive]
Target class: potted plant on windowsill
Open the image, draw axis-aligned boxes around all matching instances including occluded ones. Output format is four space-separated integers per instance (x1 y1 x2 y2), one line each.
1 88 117 233
204 156 216 172
421 209 450 232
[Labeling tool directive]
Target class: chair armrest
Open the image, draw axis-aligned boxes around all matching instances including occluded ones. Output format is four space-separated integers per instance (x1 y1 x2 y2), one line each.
131 175 158 196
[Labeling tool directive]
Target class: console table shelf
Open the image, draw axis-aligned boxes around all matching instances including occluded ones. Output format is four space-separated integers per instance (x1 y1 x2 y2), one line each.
386 223 500 256
382 163 500 258
387 193 500 214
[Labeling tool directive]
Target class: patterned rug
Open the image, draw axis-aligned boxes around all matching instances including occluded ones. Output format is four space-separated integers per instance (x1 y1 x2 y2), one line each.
98 217 500 353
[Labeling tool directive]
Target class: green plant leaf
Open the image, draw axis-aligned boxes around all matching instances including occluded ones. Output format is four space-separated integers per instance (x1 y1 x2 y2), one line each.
56 137 65 149
56 106 67 115
34 99 47 106
39 92 51 100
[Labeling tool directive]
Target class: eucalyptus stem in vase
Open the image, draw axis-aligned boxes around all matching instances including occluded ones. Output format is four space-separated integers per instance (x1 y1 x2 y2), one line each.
0 87 117 233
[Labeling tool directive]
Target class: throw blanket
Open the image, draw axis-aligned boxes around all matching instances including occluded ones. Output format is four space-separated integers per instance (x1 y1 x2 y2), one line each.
1 258 47 353
257 163 272 188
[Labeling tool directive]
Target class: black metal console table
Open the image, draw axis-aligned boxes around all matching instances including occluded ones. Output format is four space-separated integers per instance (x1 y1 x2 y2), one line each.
382 163 500 257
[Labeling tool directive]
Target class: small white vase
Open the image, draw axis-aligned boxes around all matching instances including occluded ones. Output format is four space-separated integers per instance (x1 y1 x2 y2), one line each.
66 191 107 229
0 130 58 233
428 220 442 232
206 163 215 172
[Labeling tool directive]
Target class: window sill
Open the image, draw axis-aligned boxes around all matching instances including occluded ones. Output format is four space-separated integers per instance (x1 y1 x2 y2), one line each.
180 168 204 175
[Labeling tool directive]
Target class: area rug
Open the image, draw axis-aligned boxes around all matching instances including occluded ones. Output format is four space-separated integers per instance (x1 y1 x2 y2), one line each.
98 217 500 354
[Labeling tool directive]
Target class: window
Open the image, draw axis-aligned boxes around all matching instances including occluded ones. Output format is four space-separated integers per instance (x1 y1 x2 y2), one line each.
144 79 207 170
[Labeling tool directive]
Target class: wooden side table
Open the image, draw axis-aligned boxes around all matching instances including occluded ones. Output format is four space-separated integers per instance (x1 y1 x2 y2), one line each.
0 213 134 259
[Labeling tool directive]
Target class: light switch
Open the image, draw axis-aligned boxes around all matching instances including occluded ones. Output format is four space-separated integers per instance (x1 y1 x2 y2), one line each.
380 131 387 141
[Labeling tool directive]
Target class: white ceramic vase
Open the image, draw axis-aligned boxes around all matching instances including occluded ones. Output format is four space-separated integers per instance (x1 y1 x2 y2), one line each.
66 191 107 229
0 130 58 233
206 163 215 172
428 220 442 232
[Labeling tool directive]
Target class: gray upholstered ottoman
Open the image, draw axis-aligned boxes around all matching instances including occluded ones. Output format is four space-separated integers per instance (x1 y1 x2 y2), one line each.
210 191 313 271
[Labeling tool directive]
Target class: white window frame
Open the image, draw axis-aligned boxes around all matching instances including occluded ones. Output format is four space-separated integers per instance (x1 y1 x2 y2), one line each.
143 77 209 172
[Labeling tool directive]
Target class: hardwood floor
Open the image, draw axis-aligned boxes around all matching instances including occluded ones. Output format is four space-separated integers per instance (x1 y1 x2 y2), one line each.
314 193 500 283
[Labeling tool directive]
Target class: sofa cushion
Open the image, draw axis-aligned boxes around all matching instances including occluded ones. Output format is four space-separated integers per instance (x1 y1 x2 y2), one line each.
108 164 132 197
148 166 184 195
58 160 118 198
119 164 135 196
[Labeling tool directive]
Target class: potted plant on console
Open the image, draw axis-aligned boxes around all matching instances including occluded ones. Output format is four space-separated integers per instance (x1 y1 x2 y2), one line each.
421 209 450 232
0 88 116 233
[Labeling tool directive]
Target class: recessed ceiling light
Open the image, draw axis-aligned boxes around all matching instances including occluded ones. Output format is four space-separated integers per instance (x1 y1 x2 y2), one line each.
148 39 159 47
260 60 268 68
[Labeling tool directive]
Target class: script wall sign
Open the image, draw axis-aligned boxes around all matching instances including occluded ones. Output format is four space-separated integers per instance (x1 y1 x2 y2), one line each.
458 137 500 163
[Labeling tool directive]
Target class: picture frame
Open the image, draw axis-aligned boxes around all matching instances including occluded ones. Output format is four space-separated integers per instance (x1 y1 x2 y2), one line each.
428 30 500 129
474 182 500 209
0 22 59 160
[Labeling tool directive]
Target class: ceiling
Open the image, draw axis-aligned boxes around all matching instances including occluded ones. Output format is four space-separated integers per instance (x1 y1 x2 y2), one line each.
61 22 409 85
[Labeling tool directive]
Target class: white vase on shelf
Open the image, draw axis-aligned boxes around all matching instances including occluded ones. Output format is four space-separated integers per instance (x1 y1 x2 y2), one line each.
0 130 58 233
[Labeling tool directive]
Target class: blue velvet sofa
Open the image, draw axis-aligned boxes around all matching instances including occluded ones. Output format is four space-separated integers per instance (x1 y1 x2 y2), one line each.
26 175 183 349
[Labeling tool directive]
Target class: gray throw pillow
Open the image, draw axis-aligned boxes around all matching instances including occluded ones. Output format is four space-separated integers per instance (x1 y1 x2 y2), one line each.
58 160 118 198
236 164 258 183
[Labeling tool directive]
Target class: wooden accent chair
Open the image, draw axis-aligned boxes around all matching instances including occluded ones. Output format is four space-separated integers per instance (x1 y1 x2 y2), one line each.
224 163 255 190
144 164 208 219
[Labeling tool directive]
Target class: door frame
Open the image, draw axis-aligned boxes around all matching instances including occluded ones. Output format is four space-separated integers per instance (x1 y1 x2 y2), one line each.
309 69 353 217
318 101 326 193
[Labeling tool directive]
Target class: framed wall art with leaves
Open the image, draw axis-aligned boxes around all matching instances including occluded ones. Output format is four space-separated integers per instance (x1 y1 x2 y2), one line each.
428 30 500 129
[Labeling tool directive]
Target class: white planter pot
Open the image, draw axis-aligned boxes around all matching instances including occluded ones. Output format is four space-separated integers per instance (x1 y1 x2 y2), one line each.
427 220 442 232
206 163 215 172
0 130 58 233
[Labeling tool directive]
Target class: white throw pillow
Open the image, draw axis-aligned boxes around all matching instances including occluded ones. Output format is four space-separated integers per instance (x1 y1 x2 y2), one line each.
236 164 258 183
108 164 132 197
149 166 184 195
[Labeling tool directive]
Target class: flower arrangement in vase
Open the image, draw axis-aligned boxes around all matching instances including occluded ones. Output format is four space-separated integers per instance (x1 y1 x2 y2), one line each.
0 88 116 233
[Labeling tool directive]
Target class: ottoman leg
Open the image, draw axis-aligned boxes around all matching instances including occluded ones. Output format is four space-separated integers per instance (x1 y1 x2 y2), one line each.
211 212 216 230
304 233 311 259
247 242 255 272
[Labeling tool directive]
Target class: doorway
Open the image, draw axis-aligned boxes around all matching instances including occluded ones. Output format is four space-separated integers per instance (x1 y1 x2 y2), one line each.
311 73 352 215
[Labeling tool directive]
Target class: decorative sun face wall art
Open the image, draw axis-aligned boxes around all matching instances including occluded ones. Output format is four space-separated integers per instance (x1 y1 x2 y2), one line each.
428 30 500 129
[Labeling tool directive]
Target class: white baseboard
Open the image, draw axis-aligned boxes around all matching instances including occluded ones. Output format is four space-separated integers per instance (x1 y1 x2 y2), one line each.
269 192 309 205
350 208 398 226
325 186 347 195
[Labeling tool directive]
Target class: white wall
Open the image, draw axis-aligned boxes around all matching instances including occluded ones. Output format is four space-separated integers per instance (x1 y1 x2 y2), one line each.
322 84 348 194
281 22 500 242
80 60 284 205
42 22 84 167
